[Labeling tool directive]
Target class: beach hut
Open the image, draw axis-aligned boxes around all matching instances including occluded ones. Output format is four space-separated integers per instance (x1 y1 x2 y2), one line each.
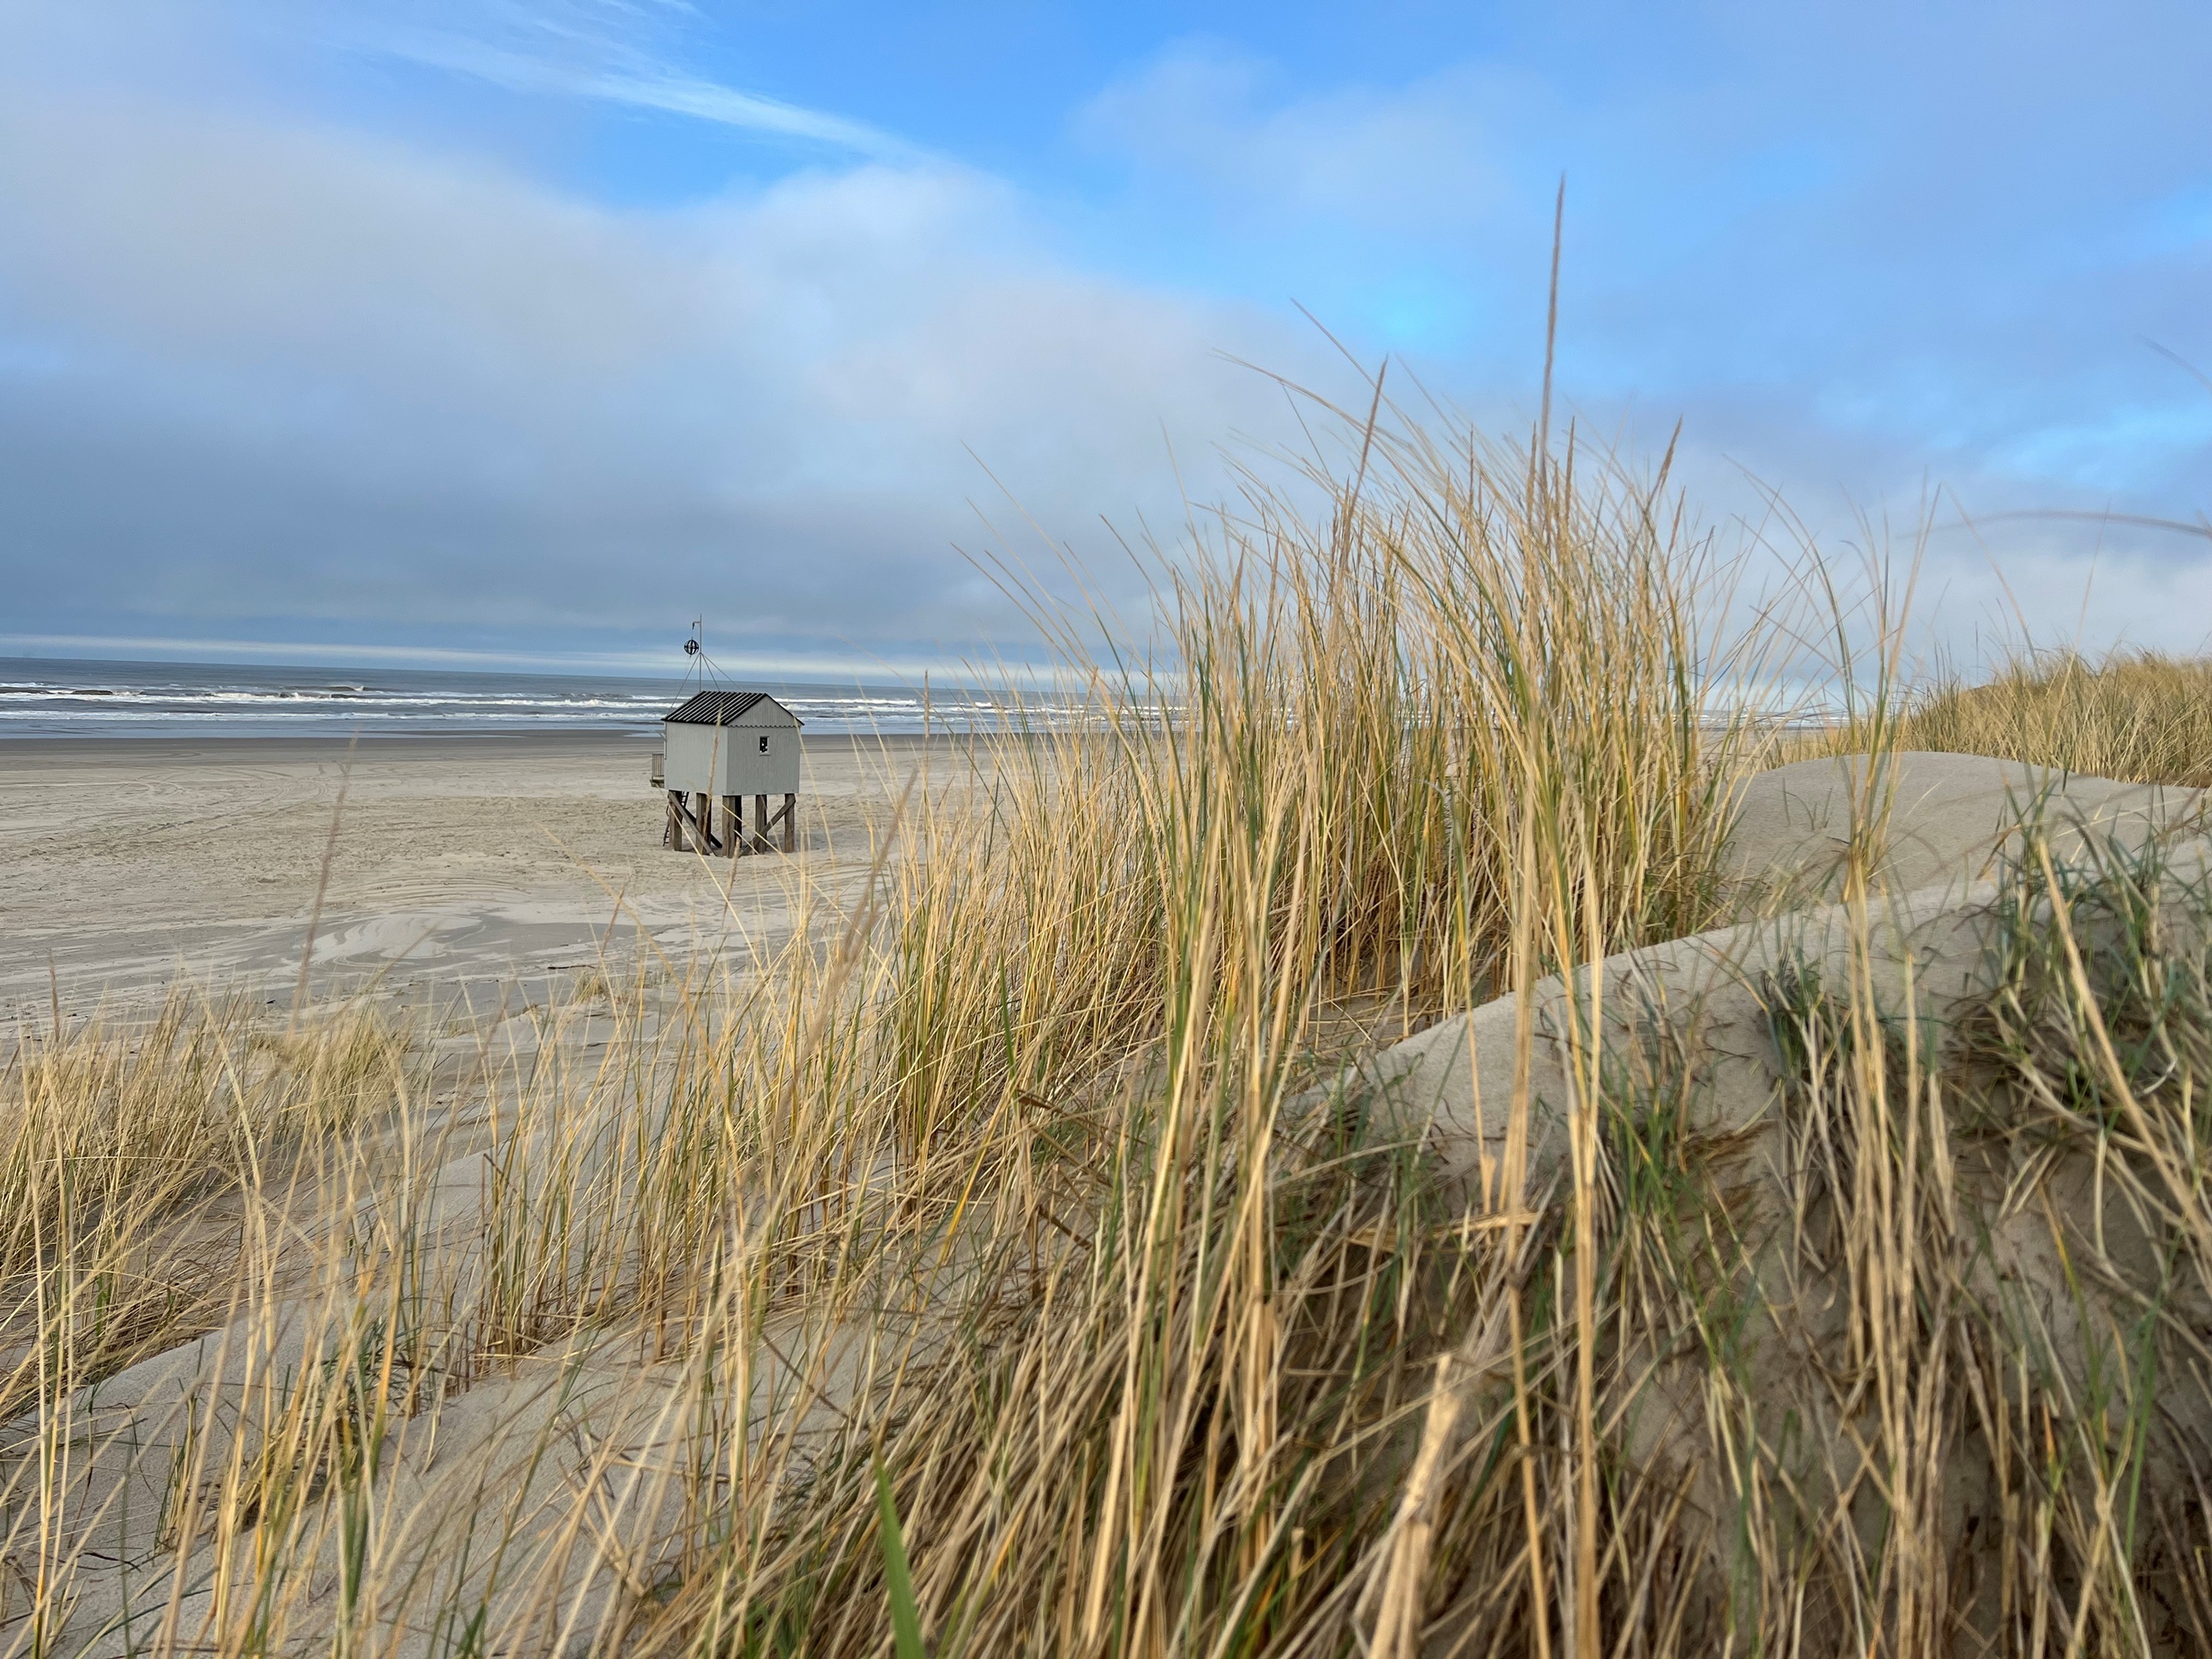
655 690 802 855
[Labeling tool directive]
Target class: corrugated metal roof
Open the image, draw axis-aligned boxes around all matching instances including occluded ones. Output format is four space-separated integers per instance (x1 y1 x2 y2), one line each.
662 689 802 726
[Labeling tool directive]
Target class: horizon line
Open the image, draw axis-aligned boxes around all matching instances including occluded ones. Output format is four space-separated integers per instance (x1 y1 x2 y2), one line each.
0 633 1013 684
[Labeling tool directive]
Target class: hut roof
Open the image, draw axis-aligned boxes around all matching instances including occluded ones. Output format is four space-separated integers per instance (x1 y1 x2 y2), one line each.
662 689 802 727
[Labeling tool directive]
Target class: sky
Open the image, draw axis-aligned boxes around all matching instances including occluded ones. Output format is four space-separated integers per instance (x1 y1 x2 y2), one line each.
3 0 2211 679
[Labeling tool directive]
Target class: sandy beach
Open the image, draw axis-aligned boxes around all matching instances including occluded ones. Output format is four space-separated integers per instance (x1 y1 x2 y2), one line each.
0 731 949 1021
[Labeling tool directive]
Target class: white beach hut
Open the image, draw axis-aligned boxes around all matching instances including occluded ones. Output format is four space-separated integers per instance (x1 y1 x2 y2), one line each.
656 690 803 855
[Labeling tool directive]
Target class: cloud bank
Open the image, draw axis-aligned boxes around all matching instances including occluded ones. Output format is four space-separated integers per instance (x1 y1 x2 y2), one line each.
2 2 2210 674
0 65 1311 667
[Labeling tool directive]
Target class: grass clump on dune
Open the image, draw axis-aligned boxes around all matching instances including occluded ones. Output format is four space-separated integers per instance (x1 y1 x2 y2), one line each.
1889 649 2212 787
0 997 418 1416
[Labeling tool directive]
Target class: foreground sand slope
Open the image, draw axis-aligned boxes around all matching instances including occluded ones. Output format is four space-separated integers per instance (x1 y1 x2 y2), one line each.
1367 751 2206 1187
1337 753 2212 1651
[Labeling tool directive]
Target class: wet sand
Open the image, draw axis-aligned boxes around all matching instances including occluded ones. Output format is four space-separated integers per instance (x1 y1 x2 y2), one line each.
0 732 955 1020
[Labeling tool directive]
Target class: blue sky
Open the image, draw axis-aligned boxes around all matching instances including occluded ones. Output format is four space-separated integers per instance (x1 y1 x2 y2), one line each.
3 0 2210 676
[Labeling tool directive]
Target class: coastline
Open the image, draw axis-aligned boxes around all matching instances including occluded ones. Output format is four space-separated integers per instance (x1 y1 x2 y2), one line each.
0 727 947 759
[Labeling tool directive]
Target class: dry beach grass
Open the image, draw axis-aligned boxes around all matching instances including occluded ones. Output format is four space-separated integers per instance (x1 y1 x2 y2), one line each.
1889 651 2212 789
5 406 2212 1656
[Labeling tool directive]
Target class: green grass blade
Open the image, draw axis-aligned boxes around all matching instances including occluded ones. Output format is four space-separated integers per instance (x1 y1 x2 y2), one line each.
873 1452 928 1659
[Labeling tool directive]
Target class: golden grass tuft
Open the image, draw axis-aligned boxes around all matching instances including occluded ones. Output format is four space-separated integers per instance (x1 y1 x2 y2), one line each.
1886 648 2212 787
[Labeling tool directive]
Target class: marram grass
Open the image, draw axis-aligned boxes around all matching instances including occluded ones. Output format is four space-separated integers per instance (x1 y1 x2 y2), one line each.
2 409 2210 1656
1879 648 2212 789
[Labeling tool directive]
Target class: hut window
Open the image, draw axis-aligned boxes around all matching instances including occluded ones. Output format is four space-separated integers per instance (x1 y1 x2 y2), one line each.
758 735 770 753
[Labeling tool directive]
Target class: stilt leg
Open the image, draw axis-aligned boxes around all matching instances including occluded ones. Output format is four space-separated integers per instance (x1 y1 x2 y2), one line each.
783 793 796 853
665 789 681 849
722 795 740 859
753 793 770 854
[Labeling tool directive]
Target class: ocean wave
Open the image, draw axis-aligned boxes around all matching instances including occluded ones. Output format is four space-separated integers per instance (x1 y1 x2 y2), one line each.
0 659 1099 737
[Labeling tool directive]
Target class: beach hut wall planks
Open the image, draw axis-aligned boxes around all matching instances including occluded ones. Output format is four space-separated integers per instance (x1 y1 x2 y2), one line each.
657 690 803 856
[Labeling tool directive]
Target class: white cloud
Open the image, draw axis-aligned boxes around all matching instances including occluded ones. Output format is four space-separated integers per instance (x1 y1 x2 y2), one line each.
357 24 912 158
0 77 1320 664
1075 43 1513 237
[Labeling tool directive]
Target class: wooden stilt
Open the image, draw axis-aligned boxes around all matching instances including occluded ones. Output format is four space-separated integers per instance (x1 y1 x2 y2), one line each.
671 790 714 852
675 787 798 856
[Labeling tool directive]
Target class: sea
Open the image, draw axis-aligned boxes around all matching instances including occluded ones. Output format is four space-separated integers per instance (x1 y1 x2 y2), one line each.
0 657 1045 740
